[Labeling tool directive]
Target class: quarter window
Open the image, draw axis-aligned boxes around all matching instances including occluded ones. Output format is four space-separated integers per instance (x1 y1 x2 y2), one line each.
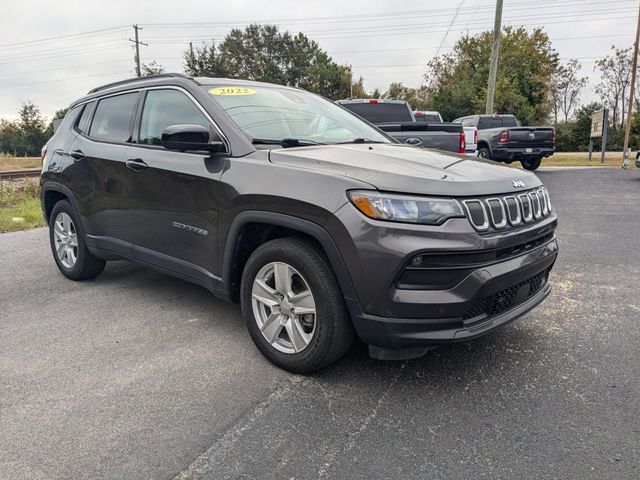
76 101 95 133
89 93 139 142
139 89 212 145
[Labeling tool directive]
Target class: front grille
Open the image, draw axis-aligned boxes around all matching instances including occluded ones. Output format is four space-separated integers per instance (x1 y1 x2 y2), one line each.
463 268 550 321
462 187 552 232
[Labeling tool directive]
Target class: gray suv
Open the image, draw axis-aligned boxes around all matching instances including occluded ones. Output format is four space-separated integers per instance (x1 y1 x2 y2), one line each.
41 74 558 373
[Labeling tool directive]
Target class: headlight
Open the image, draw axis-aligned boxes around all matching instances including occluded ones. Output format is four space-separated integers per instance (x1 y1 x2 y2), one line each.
348 190 465 225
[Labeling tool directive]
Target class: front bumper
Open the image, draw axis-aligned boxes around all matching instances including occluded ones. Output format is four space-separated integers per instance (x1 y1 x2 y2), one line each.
347 237 558 349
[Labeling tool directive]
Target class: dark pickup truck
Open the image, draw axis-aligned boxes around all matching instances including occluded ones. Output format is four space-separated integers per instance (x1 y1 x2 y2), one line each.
337 99 465 154
453 114 555 170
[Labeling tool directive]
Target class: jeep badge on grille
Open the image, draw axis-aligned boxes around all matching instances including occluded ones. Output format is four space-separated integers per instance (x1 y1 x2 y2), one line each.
512 180 526 189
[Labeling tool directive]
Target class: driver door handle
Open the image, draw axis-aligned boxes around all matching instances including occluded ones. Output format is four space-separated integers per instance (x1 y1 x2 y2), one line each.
69 149 85 160
125 158 148 172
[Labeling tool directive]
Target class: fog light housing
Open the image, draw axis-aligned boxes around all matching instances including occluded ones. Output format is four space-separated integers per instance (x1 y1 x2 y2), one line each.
410 256 423 267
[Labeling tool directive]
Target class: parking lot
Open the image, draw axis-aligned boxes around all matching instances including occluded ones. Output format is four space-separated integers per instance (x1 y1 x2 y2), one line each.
1 167 638 479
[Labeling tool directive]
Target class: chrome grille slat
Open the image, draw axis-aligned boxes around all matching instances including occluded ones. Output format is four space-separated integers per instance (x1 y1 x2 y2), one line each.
463 187 551 232
486 198 507 229
529 191 542 219
503 196 522 226
462 200 489 231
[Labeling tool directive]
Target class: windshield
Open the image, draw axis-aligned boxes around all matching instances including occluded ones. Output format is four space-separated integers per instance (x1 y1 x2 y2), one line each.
205 85 391 145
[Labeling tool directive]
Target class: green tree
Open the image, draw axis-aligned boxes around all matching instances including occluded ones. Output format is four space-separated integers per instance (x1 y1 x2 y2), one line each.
548 59 588 124
424 27 559 123
382 82 430 110
0 119 20 155
183 25 357 99
17 102 48 156
141 61 165 76
183 40 229 77
555 102 602 151
594 46 632 129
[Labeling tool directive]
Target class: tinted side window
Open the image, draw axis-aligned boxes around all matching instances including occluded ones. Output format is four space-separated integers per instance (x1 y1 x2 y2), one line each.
89 92 138 142
461 118 474 127
139 89 211 145
76 101 95 133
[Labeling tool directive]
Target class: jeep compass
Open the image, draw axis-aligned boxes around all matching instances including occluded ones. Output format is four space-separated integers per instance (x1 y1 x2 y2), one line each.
41 74 558 373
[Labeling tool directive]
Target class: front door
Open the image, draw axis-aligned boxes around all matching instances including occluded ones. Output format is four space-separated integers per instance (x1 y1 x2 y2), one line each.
124 88 225 287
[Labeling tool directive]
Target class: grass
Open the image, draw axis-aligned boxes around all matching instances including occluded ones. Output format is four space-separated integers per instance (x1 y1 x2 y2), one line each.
0 178 45 233
544 151 637 168
0 153 41 172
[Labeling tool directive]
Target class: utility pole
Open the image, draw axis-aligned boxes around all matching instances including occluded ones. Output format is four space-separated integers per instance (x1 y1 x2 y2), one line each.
129 24 148 77
485 0 504 114
622 1 640 168
350 64 354 98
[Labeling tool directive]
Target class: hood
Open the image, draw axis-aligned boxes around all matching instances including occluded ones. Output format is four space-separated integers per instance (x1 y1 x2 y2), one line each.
269 143 541 196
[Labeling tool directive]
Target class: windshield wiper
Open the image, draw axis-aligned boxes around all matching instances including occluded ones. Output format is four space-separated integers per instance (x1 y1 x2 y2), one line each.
333 138 385 144
251 138 324 148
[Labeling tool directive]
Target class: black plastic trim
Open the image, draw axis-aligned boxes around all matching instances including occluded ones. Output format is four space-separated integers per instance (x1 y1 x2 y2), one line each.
221 211 359 304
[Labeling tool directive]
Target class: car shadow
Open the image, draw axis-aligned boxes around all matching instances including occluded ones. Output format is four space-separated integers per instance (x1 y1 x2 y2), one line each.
92 260 552 393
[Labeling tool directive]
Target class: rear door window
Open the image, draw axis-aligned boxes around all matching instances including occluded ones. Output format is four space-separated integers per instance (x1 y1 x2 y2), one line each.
89 92 139 142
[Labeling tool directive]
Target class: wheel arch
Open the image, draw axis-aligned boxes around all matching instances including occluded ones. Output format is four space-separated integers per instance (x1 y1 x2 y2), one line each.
42 183 78 224
221 211 359 306
477 140 491 152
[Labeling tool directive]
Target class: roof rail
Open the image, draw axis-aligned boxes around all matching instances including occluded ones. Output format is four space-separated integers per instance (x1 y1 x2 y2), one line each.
87 73 193 94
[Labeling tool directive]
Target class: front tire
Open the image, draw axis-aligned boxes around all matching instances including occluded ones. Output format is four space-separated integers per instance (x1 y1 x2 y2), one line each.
49 200 106 280
240 238 355 373
521 157 542 171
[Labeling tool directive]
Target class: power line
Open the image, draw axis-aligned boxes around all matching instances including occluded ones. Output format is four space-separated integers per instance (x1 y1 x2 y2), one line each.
140 0 634 29
0 25 129 50
434 0 466 58
0 44 129 66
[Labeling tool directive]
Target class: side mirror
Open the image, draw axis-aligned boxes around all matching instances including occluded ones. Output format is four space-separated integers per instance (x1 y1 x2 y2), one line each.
161 124 227 154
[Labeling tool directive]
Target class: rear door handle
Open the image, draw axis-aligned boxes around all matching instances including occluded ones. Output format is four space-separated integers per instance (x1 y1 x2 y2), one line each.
69 149 85 160
125 158 148 172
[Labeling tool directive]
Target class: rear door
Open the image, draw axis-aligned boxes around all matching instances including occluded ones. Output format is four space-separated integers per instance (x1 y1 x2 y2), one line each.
68 91 140 251
123 87 226 285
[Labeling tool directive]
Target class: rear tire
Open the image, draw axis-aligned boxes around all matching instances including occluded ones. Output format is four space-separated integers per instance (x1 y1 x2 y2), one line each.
477 147 491 159
49 200 106 280
240 237 355 373
521 157 542 171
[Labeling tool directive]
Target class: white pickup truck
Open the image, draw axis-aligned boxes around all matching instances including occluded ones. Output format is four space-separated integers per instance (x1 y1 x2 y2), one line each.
415 111 477 155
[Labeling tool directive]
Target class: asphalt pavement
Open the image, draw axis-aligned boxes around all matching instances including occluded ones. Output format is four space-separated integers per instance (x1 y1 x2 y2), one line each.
1 167 639 479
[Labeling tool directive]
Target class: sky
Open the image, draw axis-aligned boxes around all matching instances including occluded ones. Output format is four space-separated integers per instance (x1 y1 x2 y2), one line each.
1 0 638 119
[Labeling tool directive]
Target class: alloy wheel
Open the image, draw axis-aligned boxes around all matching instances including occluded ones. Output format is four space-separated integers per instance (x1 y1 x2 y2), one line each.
53 212 78 269
251 261 317 354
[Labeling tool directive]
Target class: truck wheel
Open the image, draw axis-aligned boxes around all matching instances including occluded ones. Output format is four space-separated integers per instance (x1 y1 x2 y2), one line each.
477 147 491 159
49 200 106 280
521 157 542 171
240 237 355 373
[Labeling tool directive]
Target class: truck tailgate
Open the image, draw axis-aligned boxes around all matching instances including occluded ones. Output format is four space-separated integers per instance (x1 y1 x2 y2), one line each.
507 127 554 147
